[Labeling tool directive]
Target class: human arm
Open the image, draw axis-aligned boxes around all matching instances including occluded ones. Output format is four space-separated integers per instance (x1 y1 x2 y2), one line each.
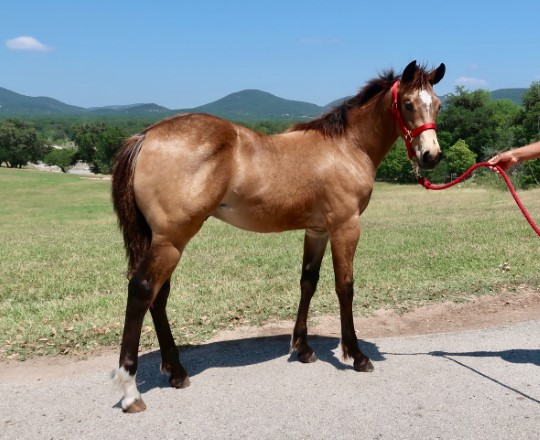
488 141 540 171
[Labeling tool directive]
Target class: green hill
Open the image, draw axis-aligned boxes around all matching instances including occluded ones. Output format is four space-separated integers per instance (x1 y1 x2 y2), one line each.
325 96 352 108
0 87 172 118
88 103 173 116
0 87 86 116
181 89 324 121
490 88 526 106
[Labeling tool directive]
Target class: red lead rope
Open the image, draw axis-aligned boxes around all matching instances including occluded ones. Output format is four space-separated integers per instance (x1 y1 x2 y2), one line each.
416 162 540 236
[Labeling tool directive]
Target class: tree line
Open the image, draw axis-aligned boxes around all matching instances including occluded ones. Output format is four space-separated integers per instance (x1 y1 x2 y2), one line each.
1 82 539 187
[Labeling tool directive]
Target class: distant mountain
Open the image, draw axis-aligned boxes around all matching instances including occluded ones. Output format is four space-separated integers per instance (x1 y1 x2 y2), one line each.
0 87 173 118
180 89 325 121
0 86 528 121
490 88 527 106
88 103 145 111
0 87 86 116
325 96 352 108
88 103 172 116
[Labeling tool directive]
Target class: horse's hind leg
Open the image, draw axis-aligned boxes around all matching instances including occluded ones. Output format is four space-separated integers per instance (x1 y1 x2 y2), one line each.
291 230 328 363
150 278 190 389
114 237 182 413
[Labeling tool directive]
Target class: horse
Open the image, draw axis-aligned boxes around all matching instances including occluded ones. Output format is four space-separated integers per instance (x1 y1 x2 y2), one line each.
111 60 446 412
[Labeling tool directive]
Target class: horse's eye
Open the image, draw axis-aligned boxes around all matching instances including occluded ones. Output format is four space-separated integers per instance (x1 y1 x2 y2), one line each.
404 102 413 112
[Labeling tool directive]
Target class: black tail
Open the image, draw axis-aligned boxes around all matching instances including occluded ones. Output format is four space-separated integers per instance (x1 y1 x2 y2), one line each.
112 134 151 278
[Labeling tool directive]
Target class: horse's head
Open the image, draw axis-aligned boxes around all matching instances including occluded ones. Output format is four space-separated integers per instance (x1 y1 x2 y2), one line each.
392 61 446 170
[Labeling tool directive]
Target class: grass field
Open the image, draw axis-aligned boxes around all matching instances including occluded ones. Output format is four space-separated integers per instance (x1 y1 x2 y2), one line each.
1 167 539 360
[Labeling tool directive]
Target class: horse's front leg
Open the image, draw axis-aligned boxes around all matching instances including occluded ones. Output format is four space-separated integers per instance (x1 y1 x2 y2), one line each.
291 229 328 363
329 218 374 372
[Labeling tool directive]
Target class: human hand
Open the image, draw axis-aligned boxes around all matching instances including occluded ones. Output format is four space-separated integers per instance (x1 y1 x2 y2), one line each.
487 151 519 172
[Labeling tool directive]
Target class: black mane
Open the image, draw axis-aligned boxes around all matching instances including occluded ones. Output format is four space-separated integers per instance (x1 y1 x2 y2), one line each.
290 69 400 137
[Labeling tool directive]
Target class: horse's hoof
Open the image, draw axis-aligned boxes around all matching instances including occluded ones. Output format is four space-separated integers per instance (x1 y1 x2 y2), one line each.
170 375 191 389
298 350 318 364
123 398 147 413
354 359 374 372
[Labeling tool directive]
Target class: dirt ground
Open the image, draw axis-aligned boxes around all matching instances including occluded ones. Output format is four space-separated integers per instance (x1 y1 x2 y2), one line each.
1 289 538 382
211 288 540 341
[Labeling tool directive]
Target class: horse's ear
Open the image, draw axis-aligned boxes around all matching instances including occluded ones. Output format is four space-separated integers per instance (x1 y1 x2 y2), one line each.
401 60 418 84
430 63 446 85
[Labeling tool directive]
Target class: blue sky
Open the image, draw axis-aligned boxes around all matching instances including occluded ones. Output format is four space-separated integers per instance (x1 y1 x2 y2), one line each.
2 0 539 109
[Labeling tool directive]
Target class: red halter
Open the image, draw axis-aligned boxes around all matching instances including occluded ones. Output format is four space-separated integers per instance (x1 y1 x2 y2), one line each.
391 80 437 160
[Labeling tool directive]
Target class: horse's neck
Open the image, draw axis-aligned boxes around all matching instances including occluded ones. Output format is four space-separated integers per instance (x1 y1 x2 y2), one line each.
348 91 398 169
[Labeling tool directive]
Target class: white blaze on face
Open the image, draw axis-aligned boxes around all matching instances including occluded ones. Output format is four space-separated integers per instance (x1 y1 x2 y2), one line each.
415 89 440 163
419 89 433 115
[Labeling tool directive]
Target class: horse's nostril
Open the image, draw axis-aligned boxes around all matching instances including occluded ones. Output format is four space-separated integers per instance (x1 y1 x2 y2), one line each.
422 150 442 164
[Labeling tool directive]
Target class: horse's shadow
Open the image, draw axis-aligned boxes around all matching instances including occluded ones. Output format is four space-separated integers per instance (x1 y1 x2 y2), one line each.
135 335 385 394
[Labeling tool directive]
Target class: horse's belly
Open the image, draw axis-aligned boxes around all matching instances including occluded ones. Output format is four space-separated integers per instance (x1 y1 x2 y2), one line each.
211 202 321 233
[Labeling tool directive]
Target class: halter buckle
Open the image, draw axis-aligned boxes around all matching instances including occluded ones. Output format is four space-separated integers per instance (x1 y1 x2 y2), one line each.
404 131 413 143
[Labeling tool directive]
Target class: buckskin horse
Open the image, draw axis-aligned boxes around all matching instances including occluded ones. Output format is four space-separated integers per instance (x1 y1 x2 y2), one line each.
111 60 445 412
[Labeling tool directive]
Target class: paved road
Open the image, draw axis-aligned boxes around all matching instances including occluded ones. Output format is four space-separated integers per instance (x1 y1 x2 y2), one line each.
1 320 539 440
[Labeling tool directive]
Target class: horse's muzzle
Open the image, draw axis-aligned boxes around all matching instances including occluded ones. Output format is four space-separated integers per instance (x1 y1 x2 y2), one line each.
421 150 442 170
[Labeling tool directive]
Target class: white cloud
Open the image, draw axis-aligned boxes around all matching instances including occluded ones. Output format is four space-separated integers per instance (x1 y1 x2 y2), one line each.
454 76 488 89
6 36 51 52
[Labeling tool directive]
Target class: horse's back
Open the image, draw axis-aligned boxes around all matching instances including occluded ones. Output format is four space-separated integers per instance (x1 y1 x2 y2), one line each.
141 113 240 153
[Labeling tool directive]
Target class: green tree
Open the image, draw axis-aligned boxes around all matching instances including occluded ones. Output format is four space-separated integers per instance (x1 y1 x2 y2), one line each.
44 148 77 173
0 119 49 168
480 99 521 159
438 87 500 160
93 126 125 174
72 122 107 164
516 81 540 144
72 123 125 174
377 139 416 183
515 159 540 189
445 139 477 176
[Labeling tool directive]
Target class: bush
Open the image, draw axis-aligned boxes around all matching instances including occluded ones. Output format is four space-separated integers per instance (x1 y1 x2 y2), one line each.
445 140 477 175
44 148 77 173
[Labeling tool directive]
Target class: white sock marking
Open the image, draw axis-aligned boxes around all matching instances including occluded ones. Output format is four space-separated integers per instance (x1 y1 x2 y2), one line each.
111 367 141 410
